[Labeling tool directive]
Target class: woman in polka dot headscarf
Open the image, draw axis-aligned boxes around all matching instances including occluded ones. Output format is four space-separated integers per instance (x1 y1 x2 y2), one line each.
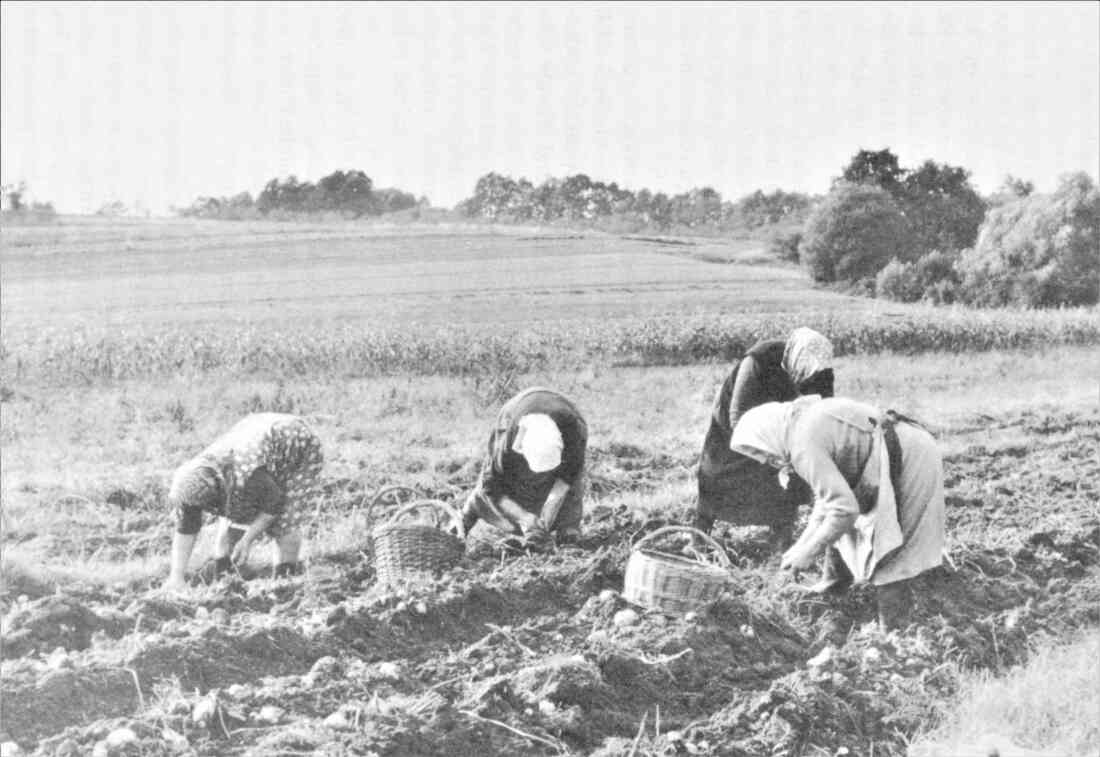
163 413 323 591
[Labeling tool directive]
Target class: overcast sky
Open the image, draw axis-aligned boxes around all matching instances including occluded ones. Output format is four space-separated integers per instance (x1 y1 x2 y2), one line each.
2 1 1097 214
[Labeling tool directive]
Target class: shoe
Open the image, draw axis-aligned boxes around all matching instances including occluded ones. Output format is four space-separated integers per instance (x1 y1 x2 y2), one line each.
876 580 914 630
817 547 853 595
556 527 581 546
273 562 305 579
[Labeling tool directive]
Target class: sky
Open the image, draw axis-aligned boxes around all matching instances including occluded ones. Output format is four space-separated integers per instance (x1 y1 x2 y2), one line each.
2 1 1098 214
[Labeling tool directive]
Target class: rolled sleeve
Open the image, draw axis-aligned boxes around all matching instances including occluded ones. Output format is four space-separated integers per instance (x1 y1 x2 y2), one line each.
176 504 203 536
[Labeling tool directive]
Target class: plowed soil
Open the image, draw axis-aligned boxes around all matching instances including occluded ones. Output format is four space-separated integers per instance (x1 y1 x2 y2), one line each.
2 407 1097 756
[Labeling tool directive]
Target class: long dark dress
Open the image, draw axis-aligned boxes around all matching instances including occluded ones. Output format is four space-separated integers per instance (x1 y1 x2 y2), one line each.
695 340 815 537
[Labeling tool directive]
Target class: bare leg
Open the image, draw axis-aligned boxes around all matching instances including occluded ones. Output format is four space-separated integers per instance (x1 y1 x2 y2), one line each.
275 529 302 565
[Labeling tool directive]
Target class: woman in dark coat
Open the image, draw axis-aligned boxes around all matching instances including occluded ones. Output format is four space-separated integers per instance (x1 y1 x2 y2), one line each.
462 387 587 549
695 328 835 545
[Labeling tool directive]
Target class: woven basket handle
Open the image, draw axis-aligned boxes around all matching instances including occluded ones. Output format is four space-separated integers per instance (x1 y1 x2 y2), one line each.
632 525 732 569
362 485 422 523
386 499 466 539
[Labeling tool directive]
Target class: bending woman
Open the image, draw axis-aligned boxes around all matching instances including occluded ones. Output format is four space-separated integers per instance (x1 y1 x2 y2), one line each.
164 413 324 591
462 387 587 549
696 327 835 542
730 396 946 629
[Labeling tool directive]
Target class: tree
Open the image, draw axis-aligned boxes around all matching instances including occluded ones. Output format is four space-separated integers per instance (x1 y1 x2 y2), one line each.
2 181 27 211
900 160 987 254
96 200 128 217
315 169 374 215
988 175 1035 207
838 148 905 193
465 172 520 219
799 182 916 284
958 172 1100 307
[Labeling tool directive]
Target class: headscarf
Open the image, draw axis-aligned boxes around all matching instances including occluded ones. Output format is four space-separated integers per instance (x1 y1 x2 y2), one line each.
512 414 564 473
730 396 821 488
782 327 834 385
168 457 224 513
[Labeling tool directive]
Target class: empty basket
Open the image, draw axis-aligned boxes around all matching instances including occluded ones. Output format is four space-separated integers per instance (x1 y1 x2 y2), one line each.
370 499 466 587
623 525 732 615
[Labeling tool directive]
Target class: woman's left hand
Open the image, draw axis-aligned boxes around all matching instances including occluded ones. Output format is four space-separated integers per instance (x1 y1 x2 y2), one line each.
231 536 254 565
780 544 816 572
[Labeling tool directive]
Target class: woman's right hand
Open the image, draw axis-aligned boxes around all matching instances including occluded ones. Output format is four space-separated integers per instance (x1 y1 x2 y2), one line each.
522 519 551 549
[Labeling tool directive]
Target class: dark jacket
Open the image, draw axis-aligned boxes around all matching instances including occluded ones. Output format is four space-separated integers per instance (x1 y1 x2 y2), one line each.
477 387 587 511
696 340 830 530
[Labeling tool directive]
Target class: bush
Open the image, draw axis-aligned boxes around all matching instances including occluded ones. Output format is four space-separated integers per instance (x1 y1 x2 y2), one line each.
876 250 962 304
876 259 923 302
799 183 916 284
958 172 1100 307
767 230 802 263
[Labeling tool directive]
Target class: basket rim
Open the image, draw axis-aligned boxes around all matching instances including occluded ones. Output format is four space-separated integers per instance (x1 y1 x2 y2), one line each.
628 548 732 578
631 525 732 569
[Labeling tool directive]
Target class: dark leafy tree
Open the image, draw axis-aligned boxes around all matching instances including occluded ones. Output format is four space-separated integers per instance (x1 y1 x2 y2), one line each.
839 148 905 193
800 182 916 284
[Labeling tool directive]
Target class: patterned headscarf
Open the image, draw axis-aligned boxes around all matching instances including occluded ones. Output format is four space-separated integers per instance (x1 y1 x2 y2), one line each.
782 328 834 385
730 397 821 488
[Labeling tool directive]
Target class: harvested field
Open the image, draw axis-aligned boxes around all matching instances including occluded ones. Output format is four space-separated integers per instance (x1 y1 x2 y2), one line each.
2 359 1097 755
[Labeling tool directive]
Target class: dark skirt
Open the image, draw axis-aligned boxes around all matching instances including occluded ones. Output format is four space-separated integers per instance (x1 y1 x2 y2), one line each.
696 424 807 533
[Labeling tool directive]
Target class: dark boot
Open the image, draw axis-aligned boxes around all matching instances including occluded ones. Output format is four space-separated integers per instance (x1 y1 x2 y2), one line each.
273 562 305 579
693 509 716 535
876 579 914 630
461 507 480 538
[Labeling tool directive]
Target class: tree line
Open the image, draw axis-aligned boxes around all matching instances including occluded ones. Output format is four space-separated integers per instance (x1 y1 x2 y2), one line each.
176 170 426 220
457 172 814 233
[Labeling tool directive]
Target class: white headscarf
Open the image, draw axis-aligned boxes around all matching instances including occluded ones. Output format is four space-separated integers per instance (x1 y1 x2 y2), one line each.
782 327 834 385
730 396 821 488
512 414 564 473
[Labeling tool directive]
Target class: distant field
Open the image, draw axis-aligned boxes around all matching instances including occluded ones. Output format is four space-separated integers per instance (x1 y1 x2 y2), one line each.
1 217 853 331
3 218 1099 385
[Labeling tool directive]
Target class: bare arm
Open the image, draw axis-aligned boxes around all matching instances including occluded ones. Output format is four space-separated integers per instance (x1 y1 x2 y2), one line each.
539 478 572 530
781 437 859 570
492 495 540 533
231 512 276 564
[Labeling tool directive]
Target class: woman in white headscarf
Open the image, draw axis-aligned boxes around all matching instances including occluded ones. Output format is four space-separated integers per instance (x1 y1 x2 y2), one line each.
463 387 588 549
730 396 946 629
696 327 836 542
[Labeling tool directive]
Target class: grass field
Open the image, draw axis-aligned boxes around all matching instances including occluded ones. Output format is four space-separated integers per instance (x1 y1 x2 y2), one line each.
1 219 1098 756
1 218 824 330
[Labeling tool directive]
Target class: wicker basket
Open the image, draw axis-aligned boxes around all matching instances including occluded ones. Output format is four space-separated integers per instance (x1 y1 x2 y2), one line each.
370 499 466 587
622 525 732 615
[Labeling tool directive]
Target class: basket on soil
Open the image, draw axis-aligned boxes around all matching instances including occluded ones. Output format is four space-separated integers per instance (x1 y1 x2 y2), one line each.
368 497 466 587
623 525 733 615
